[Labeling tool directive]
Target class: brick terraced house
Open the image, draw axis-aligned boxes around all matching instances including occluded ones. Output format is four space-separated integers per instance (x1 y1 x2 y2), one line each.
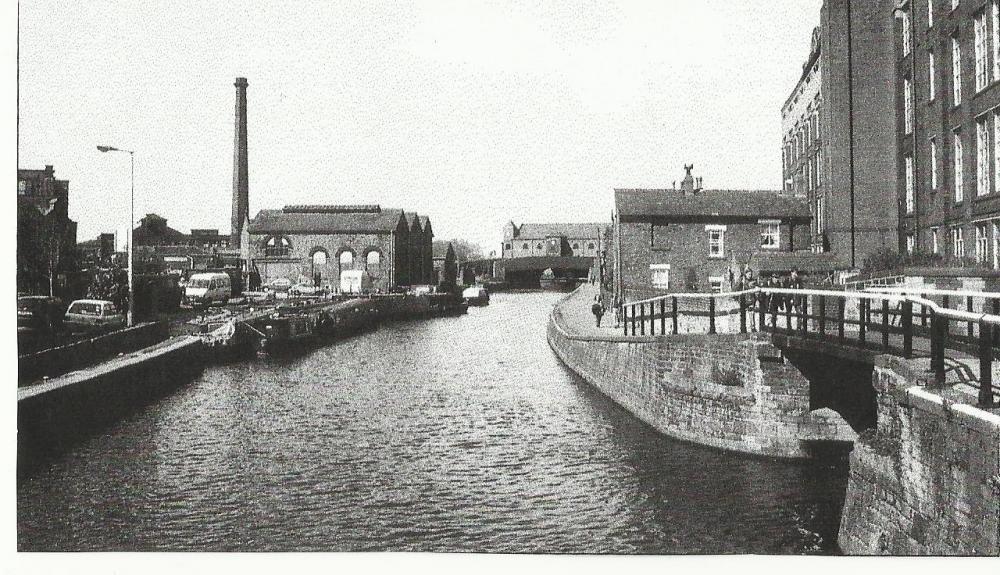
612 168 812 303
246 204 433 292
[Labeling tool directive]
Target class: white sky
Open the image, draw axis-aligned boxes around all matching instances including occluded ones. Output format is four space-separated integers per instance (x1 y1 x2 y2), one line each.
17 0 822 254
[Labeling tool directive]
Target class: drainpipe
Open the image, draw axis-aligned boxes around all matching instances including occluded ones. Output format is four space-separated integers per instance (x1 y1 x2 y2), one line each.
848 0 857 268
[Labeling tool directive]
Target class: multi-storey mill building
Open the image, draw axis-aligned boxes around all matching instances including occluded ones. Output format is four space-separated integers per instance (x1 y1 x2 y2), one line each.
895 0 1000 267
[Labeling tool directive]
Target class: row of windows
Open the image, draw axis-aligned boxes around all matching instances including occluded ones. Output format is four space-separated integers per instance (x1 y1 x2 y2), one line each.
782 108 821 173
903 1 1000 110
261 236 383 269
647 264 727 293
909 221 1000 268
911 111 1000 210
701 223 782 259
504 241 597 250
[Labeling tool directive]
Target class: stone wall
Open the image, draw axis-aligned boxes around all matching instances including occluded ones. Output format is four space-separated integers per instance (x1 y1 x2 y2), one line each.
18 336 206 476
838 356 1000 555
18 322 169 385
547 296 856 458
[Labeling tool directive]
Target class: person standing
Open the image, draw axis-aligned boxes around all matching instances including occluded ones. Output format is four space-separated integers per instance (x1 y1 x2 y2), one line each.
591 294 605 328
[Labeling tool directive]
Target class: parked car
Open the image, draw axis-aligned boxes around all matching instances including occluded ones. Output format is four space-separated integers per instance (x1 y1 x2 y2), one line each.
64 299 126 333
184 272 232 307
17 295 64 333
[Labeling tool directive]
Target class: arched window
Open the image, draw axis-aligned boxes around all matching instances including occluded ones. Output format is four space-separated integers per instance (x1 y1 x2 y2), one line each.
264 236 291 257
522 243 529 249
366 250 380 272
536 243 543 249
588 243 595 249
339 250 354 269
312 249 328 266
572 243 579 249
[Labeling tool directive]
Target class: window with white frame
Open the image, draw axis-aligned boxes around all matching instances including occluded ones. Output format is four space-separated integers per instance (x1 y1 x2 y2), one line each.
707 225 726 258
952 226 965 258
902 10 912 56
929 50 937 100
955 130 965 203
760 220 780 249
976 11 991 92
994 112 1000 194
978 116 992 196
709 276 724 294
977 224 990 263
650 264 670 289
993 1 1000 80
816 149 823 186
904 78 914 134
930 138 939 189
905 155 915 213
953 35 963 105
994 221 1000 269
906 233 915 254
931 227 939 254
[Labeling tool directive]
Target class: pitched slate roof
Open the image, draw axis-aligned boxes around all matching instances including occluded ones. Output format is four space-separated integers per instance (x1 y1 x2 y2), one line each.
248 205 405 234
514 223 606 239
615 189 810 221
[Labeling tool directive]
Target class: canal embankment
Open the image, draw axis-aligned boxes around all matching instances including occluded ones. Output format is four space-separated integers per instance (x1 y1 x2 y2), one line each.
838 356 1000 555
546 285 856 458
18 321 170 386
17 334 206 475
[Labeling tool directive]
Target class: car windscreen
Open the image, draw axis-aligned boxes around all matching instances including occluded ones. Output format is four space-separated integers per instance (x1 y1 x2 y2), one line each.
188 278 212 288
68 302 103 315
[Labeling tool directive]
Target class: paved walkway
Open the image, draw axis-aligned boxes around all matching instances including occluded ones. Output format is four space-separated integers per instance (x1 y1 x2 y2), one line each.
555 284 624 337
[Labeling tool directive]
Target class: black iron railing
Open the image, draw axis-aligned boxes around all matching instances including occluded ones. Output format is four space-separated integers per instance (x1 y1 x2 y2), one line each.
618 287 1000 407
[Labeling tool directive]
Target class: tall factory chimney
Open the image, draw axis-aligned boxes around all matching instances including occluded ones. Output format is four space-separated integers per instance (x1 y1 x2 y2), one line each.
231 77 249 249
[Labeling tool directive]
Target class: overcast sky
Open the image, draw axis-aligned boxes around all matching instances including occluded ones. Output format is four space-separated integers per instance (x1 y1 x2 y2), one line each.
18 0 822 254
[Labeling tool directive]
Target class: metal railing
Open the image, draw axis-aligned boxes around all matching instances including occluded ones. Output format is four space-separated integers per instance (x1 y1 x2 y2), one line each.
619 287 1000 407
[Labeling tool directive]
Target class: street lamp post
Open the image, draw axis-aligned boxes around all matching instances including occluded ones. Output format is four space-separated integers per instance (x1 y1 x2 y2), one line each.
97 145 135 327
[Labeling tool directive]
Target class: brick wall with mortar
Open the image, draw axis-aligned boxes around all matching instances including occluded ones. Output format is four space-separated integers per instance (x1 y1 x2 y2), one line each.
249 232 396 291
548 294 856 458
617 219 809 300
838 356 1000 555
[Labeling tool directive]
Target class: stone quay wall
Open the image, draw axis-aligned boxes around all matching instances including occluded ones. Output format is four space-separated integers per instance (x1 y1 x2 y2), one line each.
18 321 169 385
838 357 1000 555
18 336 206 475
547 294 856 458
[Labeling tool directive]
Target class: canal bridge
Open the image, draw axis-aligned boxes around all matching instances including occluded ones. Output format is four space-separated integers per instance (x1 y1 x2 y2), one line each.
618 285 1000 428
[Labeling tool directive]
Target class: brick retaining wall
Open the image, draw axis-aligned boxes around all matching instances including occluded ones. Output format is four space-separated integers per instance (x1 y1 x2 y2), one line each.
838 357 1000 555
547 292 856 458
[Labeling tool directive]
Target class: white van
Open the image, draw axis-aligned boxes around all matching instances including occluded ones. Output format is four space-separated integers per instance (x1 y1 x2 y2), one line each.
185 272 232 307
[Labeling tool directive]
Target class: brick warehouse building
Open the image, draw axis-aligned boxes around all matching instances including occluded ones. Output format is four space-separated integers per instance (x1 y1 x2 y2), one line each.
782 27 825 253
895 0 1000 268
17 165 78 296
501 221 606 259
246 205 433 291
612 168 811 303
782 0 899 268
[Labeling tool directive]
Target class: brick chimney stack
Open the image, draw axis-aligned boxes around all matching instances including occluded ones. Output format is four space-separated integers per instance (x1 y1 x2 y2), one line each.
680 164 695 196
231 77 249 249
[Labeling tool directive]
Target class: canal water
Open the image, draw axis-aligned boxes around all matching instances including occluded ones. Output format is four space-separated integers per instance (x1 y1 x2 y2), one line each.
17 292 849 553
